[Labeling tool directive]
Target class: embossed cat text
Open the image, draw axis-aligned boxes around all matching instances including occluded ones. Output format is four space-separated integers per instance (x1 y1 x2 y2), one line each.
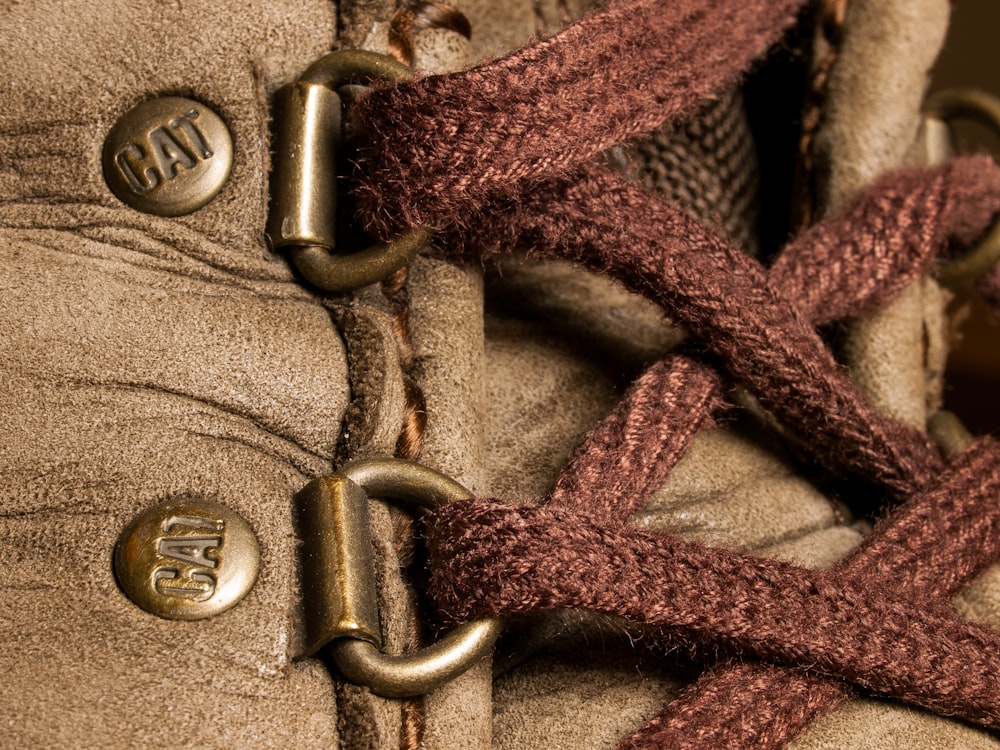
113 109 214 195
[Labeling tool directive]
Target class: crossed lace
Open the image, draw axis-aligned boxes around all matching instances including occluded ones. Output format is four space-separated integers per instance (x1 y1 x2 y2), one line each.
349 0 1000 747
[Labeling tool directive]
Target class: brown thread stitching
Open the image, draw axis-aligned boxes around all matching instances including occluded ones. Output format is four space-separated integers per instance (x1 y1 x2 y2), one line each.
384 275 428 750
385 8 470 747
383 0 469 464
399 699 426 750
792 0 848 230
380 206 428 750
384 13 424 748
381 265 427 463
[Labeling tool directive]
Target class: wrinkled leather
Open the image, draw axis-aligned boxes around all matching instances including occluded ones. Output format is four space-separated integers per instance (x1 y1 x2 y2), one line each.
3 0 1000 748
0 1 347 747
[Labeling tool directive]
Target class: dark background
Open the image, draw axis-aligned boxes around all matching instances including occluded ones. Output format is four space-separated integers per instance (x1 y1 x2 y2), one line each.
928 0 1000 435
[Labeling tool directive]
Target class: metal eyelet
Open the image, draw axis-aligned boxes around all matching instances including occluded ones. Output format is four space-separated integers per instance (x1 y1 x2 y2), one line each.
267 50 428 292
923 88 1000 288
295 458 502 698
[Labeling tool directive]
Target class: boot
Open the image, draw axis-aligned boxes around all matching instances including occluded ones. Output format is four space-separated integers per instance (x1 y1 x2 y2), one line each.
3 1 1000 748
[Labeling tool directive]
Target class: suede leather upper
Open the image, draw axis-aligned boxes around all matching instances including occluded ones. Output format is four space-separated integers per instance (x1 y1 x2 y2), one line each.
0 1 348 746
3 0 1000 748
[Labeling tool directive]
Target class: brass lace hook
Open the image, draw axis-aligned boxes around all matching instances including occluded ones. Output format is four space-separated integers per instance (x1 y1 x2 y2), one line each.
924 88 1000 288
296 458 503 698
267 50 430 292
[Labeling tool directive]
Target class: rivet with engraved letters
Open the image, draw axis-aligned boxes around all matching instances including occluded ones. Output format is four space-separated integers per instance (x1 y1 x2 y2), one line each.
102 97 233 216
114 498 259 620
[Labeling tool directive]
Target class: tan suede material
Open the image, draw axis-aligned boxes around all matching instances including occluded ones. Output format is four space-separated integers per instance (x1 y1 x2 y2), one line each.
339 0 396 49
493 650 684 750
789 1 1000 747
636 420 838 552
480 2 1000 748
922 276 952 416
957 566 1000 628
6 0 997 748
819 0 945 434
0 0 352 746
335 305 408 462
452 0 537 58
406 255 494 748
812 0 950 216
760 525 864 570
532 0 592 35
483 312 624 498
413 27 478 73
342 0 536 61
407 256 488 494
843 282 929 430
792 700 1000 750
487 257 684 371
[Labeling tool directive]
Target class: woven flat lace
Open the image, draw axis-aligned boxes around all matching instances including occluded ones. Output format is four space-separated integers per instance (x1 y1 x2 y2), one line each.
345 1 1000 747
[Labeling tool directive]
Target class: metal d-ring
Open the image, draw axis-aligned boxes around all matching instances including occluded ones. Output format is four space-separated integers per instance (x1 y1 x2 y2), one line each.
924 88 1000 288
267 50 427 292
295 458 503 698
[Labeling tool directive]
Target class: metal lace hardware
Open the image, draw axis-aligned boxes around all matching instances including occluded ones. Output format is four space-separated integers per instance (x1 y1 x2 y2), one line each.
296 458 503 698
924 88 1000 288
267 50 430 292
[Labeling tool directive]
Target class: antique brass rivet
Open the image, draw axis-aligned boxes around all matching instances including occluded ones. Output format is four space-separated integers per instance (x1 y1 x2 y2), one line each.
102 97 233 217
114 498 259 620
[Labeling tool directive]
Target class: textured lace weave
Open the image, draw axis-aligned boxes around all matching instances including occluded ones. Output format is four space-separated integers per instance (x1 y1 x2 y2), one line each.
628 86 763 255
349 0 1000 747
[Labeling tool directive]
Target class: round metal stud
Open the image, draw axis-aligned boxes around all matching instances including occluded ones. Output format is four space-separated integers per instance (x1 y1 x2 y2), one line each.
114 498 259 621
103 96 233 217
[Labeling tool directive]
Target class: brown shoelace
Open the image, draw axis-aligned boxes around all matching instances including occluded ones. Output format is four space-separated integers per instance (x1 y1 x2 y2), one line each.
348 0 1000 747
